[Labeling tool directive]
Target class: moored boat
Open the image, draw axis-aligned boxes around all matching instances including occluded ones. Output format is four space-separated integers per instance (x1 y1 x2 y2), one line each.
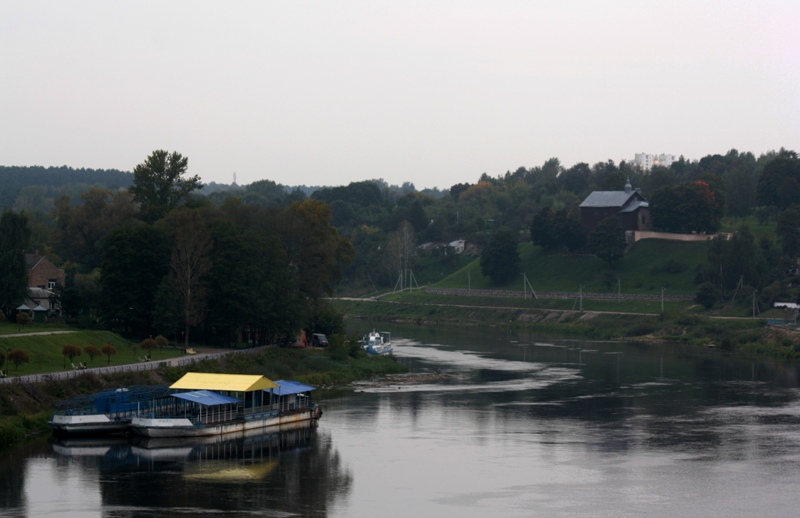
363 329 393 355
130 373 321 438
49 385 170 435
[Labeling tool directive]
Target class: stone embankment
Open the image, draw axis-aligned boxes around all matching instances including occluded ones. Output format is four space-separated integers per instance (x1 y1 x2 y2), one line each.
0 346 269 385
425 287 693 302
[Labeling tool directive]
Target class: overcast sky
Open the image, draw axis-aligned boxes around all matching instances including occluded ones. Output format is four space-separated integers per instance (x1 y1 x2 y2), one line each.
1 1 798 189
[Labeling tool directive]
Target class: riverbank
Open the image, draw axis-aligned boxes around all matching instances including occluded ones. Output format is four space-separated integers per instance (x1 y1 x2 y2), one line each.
333 298 800 360
0 344 407 449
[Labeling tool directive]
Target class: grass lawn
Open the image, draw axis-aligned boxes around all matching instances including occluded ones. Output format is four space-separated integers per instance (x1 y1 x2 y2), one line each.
0 330 185 376
433 240 708 295
0 321 73 336
369 292 693 315
719 215 777 239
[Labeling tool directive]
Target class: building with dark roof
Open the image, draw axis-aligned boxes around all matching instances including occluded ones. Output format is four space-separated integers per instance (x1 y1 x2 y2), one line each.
25 251 65 316
579 180 652 233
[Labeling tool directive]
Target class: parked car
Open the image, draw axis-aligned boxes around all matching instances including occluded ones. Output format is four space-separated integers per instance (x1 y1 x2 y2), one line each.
311 333 329 347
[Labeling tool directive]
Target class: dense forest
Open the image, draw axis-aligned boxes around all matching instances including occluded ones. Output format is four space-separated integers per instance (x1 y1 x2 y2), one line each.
1 147 799 343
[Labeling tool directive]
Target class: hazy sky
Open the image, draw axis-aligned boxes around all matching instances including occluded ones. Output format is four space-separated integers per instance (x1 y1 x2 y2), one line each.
1 1 798 189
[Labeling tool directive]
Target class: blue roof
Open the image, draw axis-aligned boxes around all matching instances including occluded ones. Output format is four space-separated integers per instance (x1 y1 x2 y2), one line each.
272 380 316 396
171 390 241 406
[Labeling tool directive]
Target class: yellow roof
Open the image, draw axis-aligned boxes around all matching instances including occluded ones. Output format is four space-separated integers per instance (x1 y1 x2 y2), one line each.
170 372 278 392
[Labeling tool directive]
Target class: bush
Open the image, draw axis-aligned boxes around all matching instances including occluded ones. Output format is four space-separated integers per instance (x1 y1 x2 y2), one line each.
626 323 657 337
695 283 718 309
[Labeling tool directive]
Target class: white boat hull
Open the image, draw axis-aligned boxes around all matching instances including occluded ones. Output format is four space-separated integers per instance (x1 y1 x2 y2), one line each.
49 414 130 435
130 408 320 438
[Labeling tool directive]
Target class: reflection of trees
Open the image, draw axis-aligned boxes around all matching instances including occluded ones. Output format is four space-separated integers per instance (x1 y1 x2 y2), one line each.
0 440 50 513
360 322 800 458
93 425 352 515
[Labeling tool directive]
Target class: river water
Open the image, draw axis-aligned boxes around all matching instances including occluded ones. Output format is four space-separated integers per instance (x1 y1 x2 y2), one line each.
2 323 800 517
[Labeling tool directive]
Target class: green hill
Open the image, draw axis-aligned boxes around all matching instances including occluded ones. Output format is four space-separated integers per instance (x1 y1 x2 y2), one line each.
0 328 182 376
433 239 708 295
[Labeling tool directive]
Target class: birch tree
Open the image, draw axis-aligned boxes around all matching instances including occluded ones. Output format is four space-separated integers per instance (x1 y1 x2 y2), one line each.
169 211 213 348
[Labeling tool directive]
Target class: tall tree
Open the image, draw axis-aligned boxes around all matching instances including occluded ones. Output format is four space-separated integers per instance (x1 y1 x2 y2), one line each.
706 226 768 292
650 181 722 233
0 211 31 316
589 217 627 267
99 225 170 334
52 188 137 270
281 199 354 299
776 207 800 258
386 221 416 287
480 229 520 284
530 206 586 253
166 210 213 348
756 152 800 210
130 150 202 223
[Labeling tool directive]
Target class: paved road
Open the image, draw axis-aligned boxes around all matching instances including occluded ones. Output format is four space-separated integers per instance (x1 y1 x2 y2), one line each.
0 345 269 385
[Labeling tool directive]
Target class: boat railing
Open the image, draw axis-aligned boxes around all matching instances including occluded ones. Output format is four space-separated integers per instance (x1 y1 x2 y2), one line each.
277 398 313 412
237 403 280 419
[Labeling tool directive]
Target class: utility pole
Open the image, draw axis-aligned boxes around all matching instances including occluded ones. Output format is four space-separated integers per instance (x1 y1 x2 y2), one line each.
661 287 666 314
468 270 471 295
579 285 583 312
753 290 757 318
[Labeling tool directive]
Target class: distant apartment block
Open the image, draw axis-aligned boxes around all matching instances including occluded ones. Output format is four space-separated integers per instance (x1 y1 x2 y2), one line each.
632 153 677 171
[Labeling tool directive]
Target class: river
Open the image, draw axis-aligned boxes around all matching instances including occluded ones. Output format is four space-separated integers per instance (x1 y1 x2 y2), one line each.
2 323 800 517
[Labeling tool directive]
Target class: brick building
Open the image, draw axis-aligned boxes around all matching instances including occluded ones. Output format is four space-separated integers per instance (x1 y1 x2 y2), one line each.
579 180 652 233
25 251 65 315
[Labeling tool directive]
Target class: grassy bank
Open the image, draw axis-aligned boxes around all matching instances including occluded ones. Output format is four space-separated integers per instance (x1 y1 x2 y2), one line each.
333 298 800 359
0 329 184 376
0 341 406 449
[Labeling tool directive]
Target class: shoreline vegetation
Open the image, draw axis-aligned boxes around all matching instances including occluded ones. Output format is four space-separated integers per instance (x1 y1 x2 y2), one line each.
332 297 800 360
0 340 407 449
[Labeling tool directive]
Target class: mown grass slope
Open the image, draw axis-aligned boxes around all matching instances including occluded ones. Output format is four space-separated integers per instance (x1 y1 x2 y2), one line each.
434 240 708 295
0 330 183 376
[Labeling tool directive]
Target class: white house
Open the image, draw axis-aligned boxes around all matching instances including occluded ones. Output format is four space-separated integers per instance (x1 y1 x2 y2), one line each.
448 239 466 254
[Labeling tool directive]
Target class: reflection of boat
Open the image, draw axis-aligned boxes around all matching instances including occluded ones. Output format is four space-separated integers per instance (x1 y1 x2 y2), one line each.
183 460 279 483
130 419 316 452
49 385 170 435
49 421 315 472
363 330 393 355
49 435 131 457
130 373 321 438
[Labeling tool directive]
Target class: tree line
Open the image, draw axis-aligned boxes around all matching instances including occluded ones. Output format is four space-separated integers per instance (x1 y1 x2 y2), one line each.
1 150 353 347
1 146 799 318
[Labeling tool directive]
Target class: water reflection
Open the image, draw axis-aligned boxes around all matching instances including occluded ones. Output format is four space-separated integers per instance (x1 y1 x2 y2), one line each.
2 423 350 517
4 323 800 517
